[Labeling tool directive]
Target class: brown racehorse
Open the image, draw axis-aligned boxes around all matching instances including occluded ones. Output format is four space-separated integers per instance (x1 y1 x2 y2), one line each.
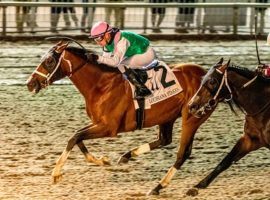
188 58 270 191
26 41 212 195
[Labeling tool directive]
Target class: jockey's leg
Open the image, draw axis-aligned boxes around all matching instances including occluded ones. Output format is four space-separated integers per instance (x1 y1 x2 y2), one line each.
120 47 157 99
122 66 152 99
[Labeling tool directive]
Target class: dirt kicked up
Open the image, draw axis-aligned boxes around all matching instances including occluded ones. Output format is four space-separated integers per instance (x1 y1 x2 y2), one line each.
0 40 269 199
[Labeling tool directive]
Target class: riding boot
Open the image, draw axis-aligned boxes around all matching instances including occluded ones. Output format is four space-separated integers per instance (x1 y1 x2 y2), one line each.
123 68 152 99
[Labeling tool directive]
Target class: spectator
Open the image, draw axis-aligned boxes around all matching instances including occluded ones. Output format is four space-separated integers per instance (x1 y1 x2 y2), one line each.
251 0 268 35
15 0 31 33
50 0 79 33
105 0 125 29
63 0 79 29
81 0 96 33
175 0 197 33
202 0 247 34
150 0 168 33
29 0 39 33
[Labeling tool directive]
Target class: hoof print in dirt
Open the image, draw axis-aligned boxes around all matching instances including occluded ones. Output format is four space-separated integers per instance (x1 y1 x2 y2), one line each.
186 188 199 196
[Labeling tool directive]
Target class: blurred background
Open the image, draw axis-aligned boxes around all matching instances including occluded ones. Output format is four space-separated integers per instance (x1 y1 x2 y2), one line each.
0 0 269 36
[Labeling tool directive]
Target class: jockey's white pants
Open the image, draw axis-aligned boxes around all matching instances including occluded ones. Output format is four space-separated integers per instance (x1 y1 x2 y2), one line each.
118 47 157 73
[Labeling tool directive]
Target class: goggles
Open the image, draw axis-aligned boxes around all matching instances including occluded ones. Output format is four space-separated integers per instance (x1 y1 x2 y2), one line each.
94 35 105 42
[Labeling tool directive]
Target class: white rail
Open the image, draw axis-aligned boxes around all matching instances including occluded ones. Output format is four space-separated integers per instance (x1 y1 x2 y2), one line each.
0 2 270 36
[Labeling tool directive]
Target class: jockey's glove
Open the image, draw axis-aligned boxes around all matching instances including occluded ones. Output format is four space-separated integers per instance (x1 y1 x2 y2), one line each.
85 53 98 64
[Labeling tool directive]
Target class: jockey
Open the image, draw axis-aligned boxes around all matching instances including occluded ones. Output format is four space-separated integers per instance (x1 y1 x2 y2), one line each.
257 32 270 77
87 21 156 99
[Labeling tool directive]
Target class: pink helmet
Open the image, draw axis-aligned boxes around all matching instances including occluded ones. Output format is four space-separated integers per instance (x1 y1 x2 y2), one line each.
90 21 112 38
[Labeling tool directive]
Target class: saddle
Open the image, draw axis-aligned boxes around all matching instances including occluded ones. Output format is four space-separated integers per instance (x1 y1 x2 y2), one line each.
132 60 182 129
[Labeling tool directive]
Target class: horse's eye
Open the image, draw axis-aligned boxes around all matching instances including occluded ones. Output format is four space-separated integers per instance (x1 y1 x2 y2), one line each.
209 79 215 85
45 56 56 70
207 78 217 88
46 57 53 65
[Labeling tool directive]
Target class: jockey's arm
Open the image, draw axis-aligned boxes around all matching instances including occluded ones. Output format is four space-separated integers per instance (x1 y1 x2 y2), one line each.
97 38 130 67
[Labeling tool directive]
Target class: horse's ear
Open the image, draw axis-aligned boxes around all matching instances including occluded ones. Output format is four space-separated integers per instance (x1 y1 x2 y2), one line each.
55 42 69 53
214 57 224 69
226 59 231 67
217 59 230 73
218 57 224 65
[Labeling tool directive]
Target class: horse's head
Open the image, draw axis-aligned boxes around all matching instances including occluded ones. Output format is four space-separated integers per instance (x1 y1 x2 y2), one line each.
26 41 89 94
188 58 232 118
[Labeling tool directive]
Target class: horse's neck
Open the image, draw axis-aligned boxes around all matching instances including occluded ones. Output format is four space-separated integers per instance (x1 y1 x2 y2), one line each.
69 62 120 100
228 71 270 114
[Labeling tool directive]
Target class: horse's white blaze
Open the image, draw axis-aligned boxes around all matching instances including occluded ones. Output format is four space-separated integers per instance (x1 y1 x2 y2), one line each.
160 166 177 188
131 143 151 157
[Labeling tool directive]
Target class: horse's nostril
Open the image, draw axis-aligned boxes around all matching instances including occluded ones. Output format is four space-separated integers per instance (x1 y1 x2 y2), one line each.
208 99 216 107
190 104 199 111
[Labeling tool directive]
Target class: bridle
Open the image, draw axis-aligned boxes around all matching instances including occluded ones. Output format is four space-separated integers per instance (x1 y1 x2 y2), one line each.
212 68 233 103
32 46 87 87
195 67 233 116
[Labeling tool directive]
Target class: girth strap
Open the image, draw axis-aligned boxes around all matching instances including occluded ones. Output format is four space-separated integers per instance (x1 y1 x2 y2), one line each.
136 98 145 130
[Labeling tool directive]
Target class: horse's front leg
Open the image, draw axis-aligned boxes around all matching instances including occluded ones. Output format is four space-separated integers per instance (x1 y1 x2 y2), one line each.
77 141 110 166
194 133 261 189
52 123 110 183
73 124 110 165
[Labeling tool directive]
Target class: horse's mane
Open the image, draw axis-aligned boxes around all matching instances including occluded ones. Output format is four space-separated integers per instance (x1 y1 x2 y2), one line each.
228 63 270 83
228 64 256 79
226 64 270 115
225 64 255 115
65 46 120 73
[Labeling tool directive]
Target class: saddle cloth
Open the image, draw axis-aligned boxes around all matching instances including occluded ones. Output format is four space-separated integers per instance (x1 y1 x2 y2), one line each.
131 60 183 109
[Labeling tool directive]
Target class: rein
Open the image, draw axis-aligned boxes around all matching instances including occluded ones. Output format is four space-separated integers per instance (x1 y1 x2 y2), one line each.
66 53 88 77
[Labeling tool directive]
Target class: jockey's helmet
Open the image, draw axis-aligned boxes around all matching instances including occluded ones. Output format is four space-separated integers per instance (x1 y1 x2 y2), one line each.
90 21 112 39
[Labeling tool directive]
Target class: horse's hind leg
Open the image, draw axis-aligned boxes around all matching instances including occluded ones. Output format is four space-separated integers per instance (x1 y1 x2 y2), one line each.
117 120 175 164
194 133 261 189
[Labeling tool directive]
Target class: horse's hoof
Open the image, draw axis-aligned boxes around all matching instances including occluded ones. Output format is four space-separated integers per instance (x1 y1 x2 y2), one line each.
186 188 199 196
195 181 207 189
147 188 160 196
117 156 129 164
52 174 63 184
101 156 111 165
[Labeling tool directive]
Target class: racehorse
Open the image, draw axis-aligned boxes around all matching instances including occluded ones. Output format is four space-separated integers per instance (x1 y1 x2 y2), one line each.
188 58 270 190
26 40 212 195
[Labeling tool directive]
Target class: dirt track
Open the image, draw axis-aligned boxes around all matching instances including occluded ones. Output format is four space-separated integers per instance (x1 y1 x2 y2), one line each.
0 40 269 199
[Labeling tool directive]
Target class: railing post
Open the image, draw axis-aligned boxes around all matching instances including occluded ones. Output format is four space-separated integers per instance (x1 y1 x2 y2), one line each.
143 0 148 33
2 6 6 36
233 6 238 35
